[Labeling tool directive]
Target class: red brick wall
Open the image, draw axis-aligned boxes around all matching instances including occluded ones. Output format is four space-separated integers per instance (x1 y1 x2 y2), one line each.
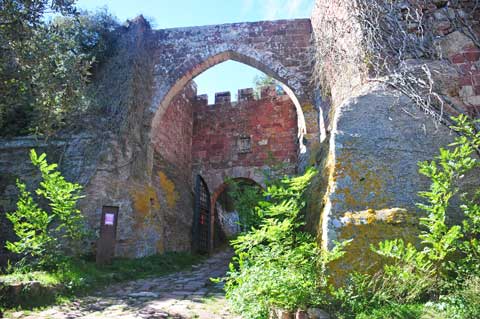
450 45 480 115
152 83 196 178
192 91 298 190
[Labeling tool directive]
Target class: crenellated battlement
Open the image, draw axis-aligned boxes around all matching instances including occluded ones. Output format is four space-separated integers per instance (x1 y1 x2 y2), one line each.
196 85 286 106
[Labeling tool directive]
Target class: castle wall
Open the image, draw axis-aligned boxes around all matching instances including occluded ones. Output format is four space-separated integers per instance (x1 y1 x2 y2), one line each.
191 87 299 193
148 83 196 253
152 83 195 181
2 2 478 276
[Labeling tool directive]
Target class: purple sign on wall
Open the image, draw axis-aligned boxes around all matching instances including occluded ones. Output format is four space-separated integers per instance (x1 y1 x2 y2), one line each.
105 213 115 225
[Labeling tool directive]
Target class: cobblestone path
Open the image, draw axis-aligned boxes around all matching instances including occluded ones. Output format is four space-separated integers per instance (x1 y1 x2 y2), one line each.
12 250 240 319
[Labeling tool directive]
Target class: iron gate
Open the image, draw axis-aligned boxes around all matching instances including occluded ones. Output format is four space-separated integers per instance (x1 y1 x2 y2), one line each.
192 175 211 253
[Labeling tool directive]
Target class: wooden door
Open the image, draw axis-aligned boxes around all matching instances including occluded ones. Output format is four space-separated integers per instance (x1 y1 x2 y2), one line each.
96 206 119 264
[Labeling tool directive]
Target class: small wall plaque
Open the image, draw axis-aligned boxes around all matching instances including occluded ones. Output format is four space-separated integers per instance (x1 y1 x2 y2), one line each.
237 135 251 153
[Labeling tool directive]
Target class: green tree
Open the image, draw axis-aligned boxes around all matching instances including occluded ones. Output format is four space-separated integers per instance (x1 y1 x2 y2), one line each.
253 74 284 98
0 1 118 136
226 179 264 231
6 149 86 267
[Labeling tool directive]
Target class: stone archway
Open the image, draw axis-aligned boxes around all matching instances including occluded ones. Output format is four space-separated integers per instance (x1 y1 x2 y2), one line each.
210 177 263 249
148 52 304 253
150 51 309 155
67 17 319 258
147 18 318 147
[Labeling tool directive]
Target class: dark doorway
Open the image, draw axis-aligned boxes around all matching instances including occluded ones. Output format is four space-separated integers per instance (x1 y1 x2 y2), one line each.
212 178 262 243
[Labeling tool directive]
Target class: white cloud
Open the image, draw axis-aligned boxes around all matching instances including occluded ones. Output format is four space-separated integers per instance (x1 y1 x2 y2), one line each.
286 0 303 17
260 0 312 20
241 0 254 16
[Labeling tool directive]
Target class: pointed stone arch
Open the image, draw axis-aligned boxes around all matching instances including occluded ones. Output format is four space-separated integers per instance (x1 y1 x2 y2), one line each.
146 19 317 145
150 50 308 147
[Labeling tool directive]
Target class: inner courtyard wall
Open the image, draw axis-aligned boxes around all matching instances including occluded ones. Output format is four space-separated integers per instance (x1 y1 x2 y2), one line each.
191 87 299 193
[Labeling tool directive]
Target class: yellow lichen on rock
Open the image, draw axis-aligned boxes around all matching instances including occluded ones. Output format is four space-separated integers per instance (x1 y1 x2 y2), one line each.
341 208 415 225
158 171 178 208
129 184 165 254
156 239 165 253
333 147 393 210
131 185 160 216
328 207 419 285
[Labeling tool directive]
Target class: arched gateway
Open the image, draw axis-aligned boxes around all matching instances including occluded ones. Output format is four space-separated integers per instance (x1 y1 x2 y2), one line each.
141 18 319 254
147 18 318 142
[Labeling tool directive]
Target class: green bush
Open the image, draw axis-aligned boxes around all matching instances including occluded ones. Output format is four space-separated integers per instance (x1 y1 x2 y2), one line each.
372 115 479 283
6 149 86 268
226 179 264 231
223 168 349 318
355 303 424 319
423 276 480 319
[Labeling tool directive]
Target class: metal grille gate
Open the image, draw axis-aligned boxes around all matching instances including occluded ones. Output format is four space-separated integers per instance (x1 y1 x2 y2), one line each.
192 175 211 253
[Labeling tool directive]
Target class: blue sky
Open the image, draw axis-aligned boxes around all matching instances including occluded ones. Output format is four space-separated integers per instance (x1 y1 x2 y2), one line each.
76 0 314 102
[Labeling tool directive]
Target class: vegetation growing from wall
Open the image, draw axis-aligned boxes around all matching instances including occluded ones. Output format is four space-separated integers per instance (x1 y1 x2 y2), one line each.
0 0 118 136
312 0 479 122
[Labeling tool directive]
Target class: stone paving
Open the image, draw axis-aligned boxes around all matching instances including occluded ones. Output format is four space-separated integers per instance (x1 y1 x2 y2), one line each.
10 250 240 319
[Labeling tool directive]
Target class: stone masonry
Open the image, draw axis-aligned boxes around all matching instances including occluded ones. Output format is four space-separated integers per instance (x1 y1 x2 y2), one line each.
192 87 298 195
309 0 480 280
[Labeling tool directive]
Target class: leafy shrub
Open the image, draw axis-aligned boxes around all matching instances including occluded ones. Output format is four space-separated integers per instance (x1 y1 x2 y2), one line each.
226 179 264 231
223 168 349 318
355 303 424 319
6 149 86 268
423 276 480 319
372 115 478 286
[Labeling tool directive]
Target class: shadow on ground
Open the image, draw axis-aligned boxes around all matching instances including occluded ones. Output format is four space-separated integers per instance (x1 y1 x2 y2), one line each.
8 250 239 319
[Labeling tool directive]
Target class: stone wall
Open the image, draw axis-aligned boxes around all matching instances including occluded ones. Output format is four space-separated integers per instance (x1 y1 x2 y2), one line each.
309 0 480 280
0 15 319 260
310 0 365 112
3 1 478 274
152 82 196 181
192 87 299 193
148 19 314 123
